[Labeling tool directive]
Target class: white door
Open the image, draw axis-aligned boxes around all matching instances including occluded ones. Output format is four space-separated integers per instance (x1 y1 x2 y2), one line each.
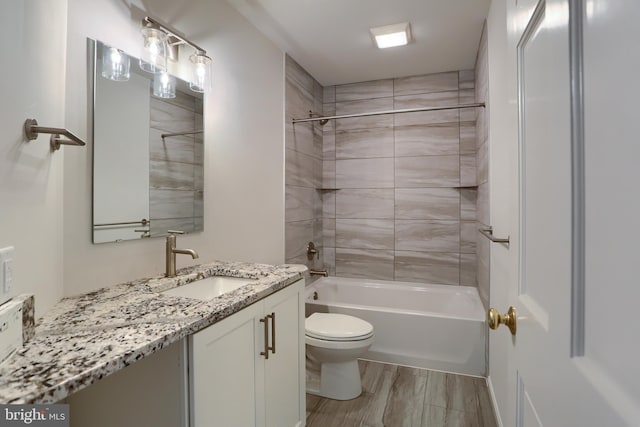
489 0 640 425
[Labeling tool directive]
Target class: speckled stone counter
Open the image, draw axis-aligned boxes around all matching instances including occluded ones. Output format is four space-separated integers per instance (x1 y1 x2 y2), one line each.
0 261 306 404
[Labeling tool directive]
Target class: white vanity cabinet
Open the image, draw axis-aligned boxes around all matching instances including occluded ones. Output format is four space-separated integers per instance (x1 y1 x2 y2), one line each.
189 279 305 427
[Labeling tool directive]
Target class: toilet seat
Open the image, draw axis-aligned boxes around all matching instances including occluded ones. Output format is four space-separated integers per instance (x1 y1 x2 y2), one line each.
305 313 374 341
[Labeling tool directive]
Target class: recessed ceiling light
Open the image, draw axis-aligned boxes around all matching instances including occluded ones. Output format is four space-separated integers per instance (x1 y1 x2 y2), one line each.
370 22 412 49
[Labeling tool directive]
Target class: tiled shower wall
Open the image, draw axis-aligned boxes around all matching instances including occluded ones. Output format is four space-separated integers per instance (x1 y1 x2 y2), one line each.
475 25 490 308
321 72 479 286
149 90 204 237
284 56 324 271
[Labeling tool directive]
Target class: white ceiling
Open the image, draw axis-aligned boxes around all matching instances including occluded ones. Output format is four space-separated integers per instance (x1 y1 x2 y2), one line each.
225 0 491 86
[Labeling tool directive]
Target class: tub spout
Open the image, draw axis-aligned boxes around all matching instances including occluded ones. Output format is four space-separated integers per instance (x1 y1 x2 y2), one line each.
309 269 328 277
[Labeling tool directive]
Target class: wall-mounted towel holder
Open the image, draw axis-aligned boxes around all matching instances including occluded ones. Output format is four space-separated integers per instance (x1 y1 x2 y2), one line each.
24 118 87 151
479 226 510 247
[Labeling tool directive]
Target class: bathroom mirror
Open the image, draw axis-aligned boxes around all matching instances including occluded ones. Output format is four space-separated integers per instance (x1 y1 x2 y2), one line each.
91 39 204 244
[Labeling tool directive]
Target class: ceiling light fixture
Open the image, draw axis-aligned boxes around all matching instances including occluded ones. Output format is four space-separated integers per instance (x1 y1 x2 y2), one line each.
370 22 412 49
141 17 213 95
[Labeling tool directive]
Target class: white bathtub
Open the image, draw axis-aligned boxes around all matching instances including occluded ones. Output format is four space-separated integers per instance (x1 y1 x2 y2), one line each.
305 276 486 376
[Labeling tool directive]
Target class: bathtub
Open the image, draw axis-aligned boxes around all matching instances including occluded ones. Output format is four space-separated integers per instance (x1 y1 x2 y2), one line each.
305 276 486 376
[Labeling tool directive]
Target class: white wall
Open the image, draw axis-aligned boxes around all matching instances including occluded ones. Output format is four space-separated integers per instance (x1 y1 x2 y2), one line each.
0 0 68 317
63 0 285 297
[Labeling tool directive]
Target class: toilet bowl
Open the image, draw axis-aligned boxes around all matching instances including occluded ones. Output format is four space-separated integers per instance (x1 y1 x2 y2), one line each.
305 312 374 400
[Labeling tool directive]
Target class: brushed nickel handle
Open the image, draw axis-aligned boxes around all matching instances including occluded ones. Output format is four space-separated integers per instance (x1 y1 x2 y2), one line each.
260 316 269 359
268 312 276 355
488 306 517 335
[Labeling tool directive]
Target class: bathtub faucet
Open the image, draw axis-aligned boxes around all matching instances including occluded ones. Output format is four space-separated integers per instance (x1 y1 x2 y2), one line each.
309 269 328 277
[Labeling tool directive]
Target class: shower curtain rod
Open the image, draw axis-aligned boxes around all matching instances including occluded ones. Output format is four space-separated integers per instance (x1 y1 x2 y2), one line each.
291 102 485 124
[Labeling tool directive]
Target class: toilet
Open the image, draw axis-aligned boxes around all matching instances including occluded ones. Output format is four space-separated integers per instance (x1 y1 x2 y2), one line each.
305 313 374 400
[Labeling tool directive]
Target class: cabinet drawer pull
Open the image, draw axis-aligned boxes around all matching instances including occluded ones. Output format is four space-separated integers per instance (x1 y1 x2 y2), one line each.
260 316 269 359
268 312 276 355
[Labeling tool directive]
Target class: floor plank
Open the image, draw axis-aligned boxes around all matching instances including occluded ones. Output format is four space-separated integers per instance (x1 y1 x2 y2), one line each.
306 360 498 427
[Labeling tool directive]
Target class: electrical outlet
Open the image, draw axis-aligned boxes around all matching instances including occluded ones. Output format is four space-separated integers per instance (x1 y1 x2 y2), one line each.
0 247 15 306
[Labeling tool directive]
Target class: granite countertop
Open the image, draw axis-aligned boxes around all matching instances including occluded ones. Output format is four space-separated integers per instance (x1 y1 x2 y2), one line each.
0 260 306 404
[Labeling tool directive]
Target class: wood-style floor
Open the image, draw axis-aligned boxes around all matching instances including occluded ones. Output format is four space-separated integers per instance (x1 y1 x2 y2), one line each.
306 360 498 427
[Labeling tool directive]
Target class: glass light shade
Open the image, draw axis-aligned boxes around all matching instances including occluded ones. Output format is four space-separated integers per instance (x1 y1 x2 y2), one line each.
101 46 130 81
140 27 168 73
189 53 212 93
153 71 176 98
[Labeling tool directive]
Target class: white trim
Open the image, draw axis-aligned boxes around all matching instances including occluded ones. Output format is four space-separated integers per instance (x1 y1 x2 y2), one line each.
486 375 504 427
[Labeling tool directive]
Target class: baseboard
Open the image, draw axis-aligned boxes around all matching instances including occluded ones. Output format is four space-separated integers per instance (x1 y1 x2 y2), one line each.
486 375 504 427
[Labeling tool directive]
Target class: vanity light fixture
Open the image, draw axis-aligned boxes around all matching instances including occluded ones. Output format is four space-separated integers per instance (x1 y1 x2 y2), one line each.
153 70 176 99
140 27 168 73
141 16 213 94
101 46 130 81
370 22 412 49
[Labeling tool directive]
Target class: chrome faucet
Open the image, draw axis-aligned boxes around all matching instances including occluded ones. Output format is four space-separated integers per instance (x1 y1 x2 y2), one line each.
165 230 199 277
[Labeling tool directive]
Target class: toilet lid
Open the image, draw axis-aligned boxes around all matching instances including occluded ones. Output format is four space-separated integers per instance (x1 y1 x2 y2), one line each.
305 313 374 341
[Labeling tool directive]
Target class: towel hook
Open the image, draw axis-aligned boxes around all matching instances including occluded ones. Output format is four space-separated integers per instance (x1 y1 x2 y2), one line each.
24 118 87 151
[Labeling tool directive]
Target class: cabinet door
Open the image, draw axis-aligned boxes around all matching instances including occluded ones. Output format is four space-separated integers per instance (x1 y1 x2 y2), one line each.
261 281 305 427
190 301 263 427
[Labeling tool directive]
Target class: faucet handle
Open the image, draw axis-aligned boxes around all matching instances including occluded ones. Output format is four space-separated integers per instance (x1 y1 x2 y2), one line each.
167 230 184 235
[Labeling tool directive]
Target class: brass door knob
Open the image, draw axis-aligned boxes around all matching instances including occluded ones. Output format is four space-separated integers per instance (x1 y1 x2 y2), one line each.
488 306 517 335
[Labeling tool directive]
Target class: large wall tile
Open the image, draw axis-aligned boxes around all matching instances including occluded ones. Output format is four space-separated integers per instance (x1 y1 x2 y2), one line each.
477 183 489 226
323 131 336 160
335 127 394 159
336 189 394 219
150 98 197 134
460 189 477 221
323 218 336 247
322 191 336 218
286 185 321 222
149 129 195 164
477 141 488 185
460 154 477 187
395 220 460 252
460 221 477 254
323 247 336 276
395 188 460 220
395 124 460 157
394 91 459 110
395 156 459 187
336 158 394 188
287 121 321 159
460 124 476 154
460 253 477 286
150 189 195 219
395 251 460 285
459 89 475 104
336 219 394 250
459 70 475 89
394 72 459 96
335 79 393 102
335 248 394 280
323 160 336 188
285 218 321 260
150 160 195 190
285 149 322 188
394 109 459 127
323 85 336 103
335 97 394 130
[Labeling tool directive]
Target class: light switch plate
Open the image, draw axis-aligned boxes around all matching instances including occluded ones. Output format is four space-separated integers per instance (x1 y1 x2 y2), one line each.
0 247 15 306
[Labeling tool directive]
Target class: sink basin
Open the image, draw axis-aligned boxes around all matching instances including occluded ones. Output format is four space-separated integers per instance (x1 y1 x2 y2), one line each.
161 276 255 301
